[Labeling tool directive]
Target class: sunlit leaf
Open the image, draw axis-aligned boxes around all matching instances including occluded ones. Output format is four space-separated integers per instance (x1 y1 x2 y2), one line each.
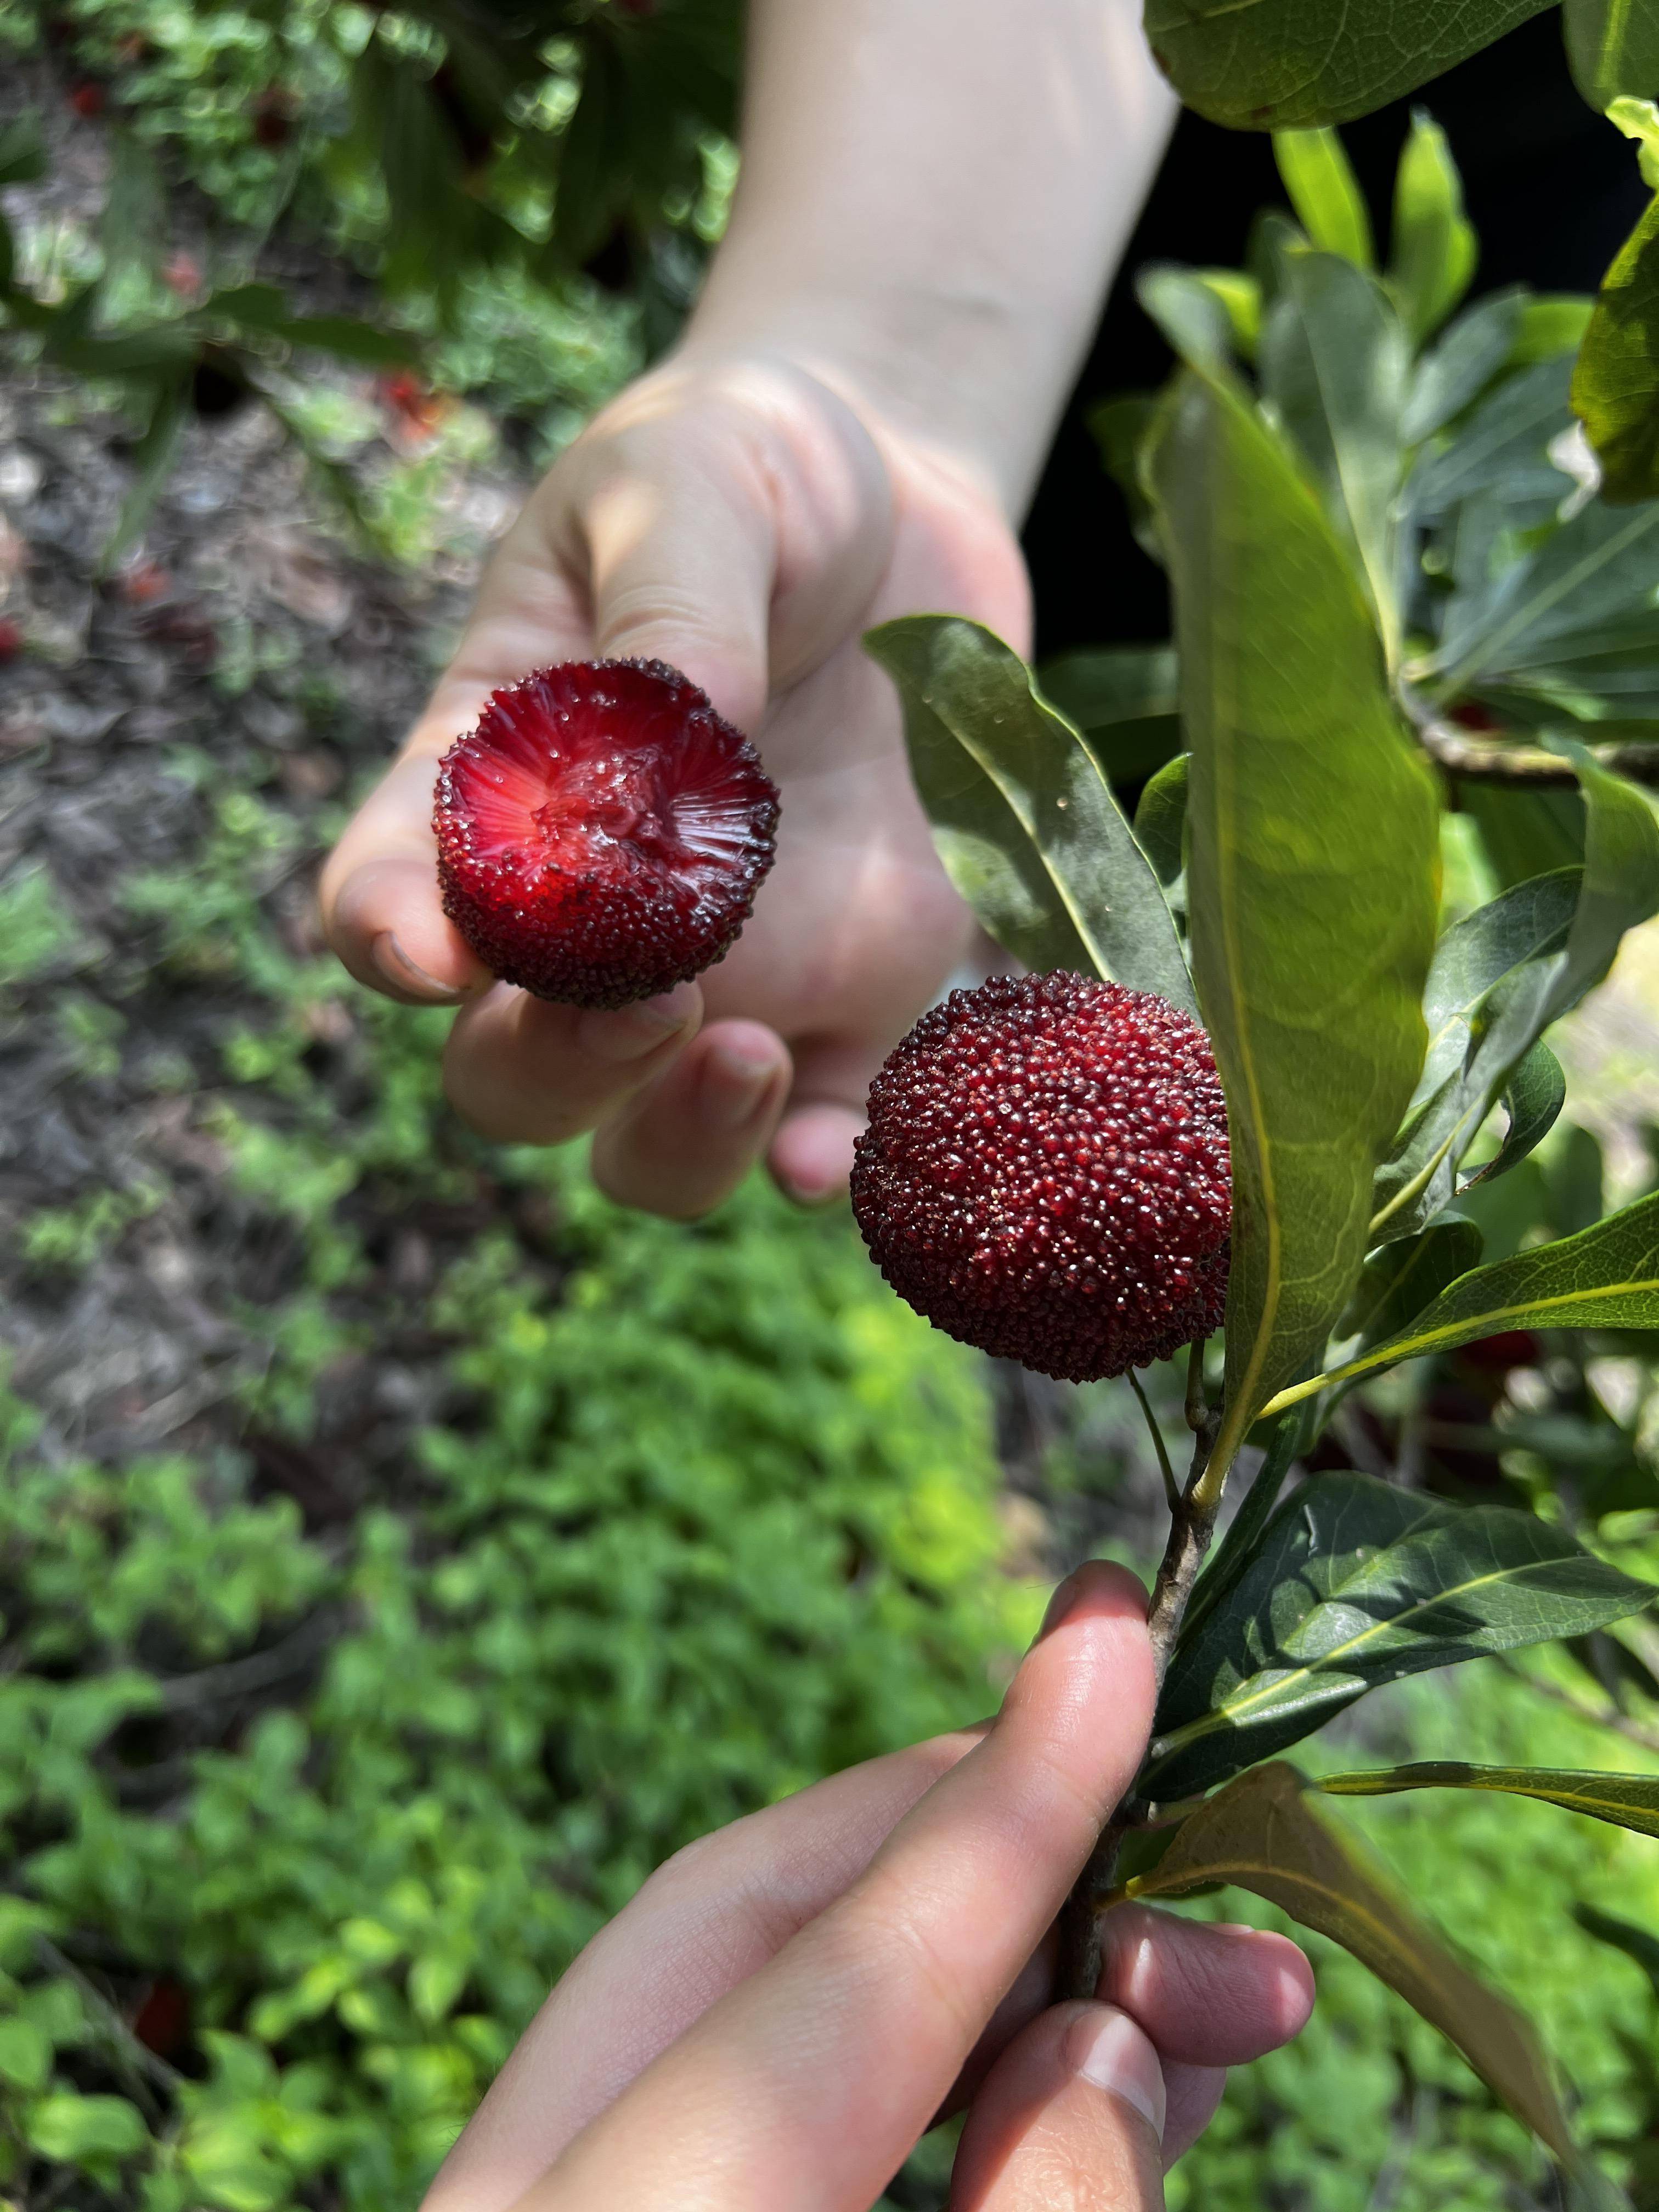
1389 110 1480 341
1319 1760 1659 1838
1147 365 1438 1472
1572 126 1659 505
1124 1762 1602 2190
1344 1212 1485 1350
1273 129 1374 267
865 617 1195 1013
1133 752 1191 890
1145 0 1556 129
1266 1187 1659 1413
1259 251 1411 647
1146 1473 1650 1798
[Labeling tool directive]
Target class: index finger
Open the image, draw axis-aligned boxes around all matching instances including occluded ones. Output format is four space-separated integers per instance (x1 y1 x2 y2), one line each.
523 1561 1155 2212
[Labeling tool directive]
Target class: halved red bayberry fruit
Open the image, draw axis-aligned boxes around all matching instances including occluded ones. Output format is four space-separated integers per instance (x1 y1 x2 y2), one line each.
433 659 779 1009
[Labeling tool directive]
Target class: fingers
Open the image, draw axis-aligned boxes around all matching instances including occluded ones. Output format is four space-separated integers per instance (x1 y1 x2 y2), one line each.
442 983 703 1147
1161 2063 1227 2168
950 2002 1166 2212
591 1020 793 1218
422 1727 987 2212
1097 1906 1314 2068
523 1561 1156 2211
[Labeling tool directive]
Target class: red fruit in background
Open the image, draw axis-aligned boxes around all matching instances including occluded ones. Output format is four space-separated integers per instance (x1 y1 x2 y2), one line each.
433 660 780 1009
162 251 204 300
376 370 447 442
131 1976 191 2059
251 84 296 148
851 972 1232 1384
0 618 22 664
116 559 171 607
68 79 106 119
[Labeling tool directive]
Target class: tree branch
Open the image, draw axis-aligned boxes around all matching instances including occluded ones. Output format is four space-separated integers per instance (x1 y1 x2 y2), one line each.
1056 1364 1224 2001
1415 719 1659 789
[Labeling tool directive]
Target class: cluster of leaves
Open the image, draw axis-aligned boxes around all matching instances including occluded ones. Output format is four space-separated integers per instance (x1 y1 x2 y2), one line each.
0 0 741 561
0 756 1026 2208
1141 0 1659 501
871 114 1659 2204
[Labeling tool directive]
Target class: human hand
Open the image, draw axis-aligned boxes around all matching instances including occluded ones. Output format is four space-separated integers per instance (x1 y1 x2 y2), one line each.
421 1564 1314 2211
320 351 1029 1219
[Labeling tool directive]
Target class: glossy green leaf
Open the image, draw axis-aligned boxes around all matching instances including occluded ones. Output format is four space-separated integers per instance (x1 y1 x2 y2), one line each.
1260 251 1411 649
1402 289 1527 446
1273 129 1375 267
1037 646 1182 783
1133 753 1191 889
1572 184 1659 503
1266 1187 1659 1413
1566 3 1659 108
1145 1472 1652 1798
1138 263 1237 371
1345 1212 1486 1351
25 2091 149 2166
1144 0 1555 129
1515 295 1599 363
1575 1903 1659 1996
865 617 1195 1013
1389 110 1480 341
1319 1760 1659 1837
1464 1039 1567 1188
1146 366 1438 1470
1124 1762 1598 2187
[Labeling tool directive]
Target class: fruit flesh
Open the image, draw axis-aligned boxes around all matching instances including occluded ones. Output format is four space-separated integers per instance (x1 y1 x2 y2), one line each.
433 659 778 1010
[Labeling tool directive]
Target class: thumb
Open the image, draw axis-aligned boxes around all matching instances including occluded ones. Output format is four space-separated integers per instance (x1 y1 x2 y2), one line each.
573 360 894 733
951 2002 1166 2211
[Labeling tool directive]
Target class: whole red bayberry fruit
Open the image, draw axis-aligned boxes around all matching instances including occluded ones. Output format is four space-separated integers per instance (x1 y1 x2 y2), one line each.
68 80 106 119
434 659 780 1009
851 972 1231 1384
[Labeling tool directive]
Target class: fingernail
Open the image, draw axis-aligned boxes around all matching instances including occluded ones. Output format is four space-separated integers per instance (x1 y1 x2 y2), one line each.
1064 2007 1166 2141
700 1037 782 1130
1032 1570 1084 1647
373 931 471 1004
575 983 699 1063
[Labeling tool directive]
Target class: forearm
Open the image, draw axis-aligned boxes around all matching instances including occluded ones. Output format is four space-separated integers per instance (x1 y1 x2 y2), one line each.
683 0 1176 515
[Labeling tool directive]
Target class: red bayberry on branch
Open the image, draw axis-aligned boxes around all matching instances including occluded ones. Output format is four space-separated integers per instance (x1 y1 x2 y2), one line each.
851 972 1232 1384
67 79 106 119
433 659 780 1010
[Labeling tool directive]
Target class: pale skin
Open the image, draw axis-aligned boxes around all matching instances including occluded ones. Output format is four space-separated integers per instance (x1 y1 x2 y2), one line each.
421 1567 1314 2211
325 8 1306 2203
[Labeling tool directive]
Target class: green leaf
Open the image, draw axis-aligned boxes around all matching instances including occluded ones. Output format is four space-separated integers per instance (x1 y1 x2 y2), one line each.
1464 1039 1567 1188
1088 393 1164 560
1133 752 1191 890
1344 1212 1486 1352
1319 1761 1659 1837
1389 110 1480 341
25 2091 149 2166
1273 129 1374 268
1144 1472 1652 1799
1575 1903 1659 1996
1418 868 1583 1099
554 35 629 262
1138 263 1238 371
1572 187 1659 504
1429 498 1659 693
1566 4 1659 108
0 2017 51 2093
1515 295 1599 364
1146 366 1439 1471
1266 1186 1659 1412
1178 1411 1305 1652
0 118 46 188
1036 645 1181 787
1145 0 1556 129
865 616 1195 1014
1406 354 1577 528
1124 1762 1600 2188
1401 289 1527 445
1259 250 1411 648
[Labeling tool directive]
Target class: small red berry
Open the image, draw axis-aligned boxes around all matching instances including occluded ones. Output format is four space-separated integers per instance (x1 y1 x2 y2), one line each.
252 85 296 148
851 972 1232 1384
162 251 204 300
68 80 106 119
433 660 780 1009
0 618 22 664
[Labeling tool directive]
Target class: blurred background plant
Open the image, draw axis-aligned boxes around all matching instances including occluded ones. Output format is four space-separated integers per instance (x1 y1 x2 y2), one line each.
3 2 1659 2207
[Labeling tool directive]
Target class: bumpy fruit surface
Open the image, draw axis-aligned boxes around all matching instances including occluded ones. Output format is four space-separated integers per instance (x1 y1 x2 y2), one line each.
851 972 1231 1383
433 659 779 1009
